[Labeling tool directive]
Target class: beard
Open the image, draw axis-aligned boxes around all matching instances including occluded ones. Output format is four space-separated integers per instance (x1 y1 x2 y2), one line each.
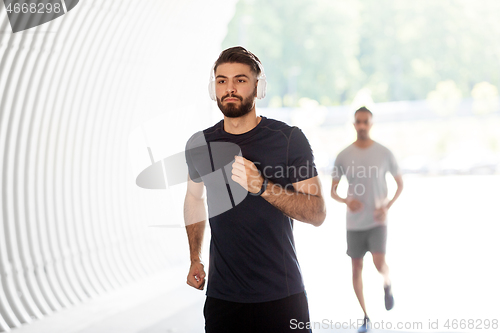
357 130 369 140
217 90 256 118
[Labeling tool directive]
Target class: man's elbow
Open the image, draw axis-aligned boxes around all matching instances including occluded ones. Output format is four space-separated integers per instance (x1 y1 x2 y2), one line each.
396 182 404 195
311 207 326 227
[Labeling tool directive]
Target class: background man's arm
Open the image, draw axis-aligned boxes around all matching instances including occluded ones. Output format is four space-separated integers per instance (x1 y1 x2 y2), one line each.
184 176 207 290
232 156 326 226
331 178 363 212
387 174 404 209
330 179 345 204
373 174 404 221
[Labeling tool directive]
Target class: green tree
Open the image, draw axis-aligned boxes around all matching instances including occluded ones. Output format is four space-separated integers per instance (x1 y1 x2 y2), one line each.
223 0 362 106
222 0 500 104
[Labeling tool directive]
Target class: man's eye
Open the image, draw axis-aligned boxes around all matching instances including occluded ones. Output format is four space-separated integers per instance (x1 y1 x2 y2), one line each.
217 80 225 84
238 79 246 83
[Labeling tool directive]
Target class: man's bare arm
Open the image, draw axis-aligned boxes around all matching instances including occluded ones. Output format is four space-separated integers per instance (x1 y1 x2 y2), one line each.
231 156 326 226
331 178 363 212
261 176 326 226
330 178 345 203
373 174 404 222
386 174 404 209
184 175 207 290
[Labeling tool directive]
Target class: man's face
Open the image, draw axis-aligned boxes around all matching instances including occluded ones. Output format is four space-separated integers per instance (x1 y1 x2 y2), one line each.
215 62 258 118
353 111 373 140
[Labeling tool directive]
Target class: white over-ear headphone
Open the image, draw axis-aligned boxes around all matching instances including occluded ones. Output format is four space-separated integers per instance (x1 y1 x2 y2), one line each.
208 58 267 101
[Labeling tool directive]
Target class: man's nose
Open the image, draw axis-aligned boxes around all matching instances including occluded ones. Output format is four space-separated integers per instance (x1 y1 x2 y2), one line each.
226 81 236 94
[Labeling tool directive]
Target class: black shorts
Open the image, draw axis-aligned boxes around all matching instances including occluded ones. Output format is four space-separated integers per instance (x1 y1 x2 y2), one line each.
204 291 311 333
346 225 387 258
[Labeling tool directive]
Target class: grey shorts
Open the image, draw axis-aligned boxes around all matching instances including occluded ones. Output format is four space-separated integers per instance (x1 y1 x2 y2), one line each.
346 225 387 258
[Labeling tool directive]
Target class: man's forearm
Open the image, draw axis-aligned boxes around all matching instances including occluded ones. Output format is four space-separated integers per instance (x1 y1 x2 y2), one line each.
330 181 346 204
386 176 404 209
386 190 402 209
184 193 207 263
261 181 325 226
185 220 205 263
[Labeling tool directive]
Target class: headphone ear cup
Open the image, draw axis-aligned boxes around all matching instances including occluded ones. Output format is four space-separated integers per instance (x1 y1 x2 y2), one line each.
208 80 216 101
256 78 267 99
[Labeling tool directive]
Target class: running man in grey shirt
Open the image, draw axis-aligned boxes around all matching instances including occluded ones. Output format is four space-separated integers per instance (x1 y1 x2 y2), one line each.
331 107 403 333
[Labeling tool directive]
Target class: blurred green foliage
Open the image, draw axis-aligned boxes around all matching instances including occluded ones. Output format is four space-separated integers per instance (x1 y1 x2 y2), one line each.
222 0 500 106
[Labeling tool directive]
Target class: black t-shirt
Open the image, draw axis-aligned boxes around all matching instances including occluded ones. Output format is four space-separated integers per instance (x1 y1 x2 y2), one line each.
185 116 317 303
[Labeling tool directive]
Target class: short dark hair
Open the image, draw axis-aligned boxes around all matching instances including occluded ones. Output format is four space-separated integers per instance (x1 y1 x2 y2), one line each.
214 46 262 77
354 106 373 117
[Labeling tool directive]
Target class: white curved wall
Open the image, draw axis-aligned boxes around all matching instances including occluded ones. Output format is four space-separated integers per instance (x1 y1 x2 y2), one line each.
0 1 236 331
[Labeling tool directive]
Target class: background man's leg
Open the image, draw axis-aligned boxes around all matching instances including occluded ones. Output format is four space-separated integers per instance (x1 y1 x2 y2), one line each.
352 258 367 316
372 253 390 287
372 253 394 310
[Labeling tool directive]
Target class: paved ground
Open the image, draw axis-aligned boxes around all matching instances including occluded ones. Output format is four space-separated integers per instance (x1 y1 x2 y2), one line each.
14 175 499 333
294 174 499 332
139 175 500 333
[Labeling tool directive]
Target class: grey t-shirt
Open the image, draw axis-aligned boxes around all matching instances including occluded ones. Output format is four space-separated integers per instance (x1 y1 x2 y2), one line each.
332 141 400 231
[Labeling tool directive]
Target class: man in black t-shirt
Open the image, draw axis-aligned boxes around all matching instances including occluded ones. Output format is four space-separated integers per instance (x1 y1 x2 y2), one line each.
184 46 326 333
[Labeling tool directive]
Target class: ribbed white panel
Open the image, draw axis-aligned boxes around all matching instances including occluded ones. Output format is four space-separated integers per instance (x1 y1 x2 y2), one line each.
0 0 236 331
